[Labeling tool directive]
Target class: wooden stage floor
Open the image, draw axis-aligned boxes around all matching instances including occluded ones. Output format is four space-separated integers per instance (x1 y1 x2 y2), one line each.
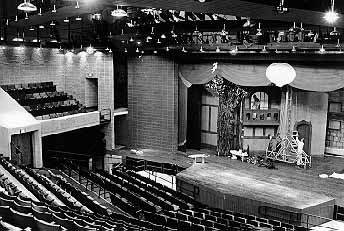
109 148 344 206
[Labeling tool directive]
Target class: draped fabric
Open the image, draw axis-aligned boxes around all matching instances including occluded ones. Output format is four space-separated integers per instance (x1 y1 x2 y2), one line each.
179 63 344 92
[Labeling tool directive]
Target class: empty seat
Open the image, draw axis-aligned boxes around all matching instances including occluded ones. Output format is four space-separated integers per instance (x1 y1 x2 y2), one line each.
34 217 65 231
10 207 35 229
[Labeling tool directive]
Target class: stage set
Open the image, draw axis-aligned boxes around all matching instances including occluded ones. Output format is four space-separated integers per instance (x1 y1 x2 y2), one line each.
113 148 344 229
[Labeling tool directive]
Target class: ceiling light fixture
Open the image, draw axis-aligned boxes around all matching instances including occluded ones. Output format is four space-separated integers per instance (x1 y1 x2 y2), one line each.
127 20 134 27
129 37 134 42
86 44 95 54
39 25 44 29
38 8 42 16
50 21 55 26
161 34 166 39
319 45 326 53
124 48 127 53
75 16 82 21
194 25 199 34
166 47 170 51
330 27 340 36
111 6 128 17
261 46 268 53
25 13 29 20
200 46 204 52
336 39 341 47
256 22 262 36
15 15 18 22
291 46 296 52
29 26 35 31
300 22 304 31
230 46 238 54
153 50 157 54
221 24 228 36
275 0 289 14
136 47 139 53
63 17 69 23
52 4 56 13
182 47 187 53
75 1 80 9
216 46 221 52
157 39 161 44
243 17 255 27
17 0 37 12
324 0 339 24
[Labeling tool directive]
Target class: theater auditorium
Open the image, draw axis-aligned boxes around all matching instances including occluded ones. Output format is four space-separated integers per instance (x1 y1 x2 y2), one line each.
1 0 344 230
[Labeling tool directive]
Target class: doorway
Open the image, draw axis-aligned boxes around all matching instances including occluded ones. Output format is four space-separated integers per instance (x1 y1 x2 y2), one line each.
295 120 312 154
186 85 202 149
11 133 33 166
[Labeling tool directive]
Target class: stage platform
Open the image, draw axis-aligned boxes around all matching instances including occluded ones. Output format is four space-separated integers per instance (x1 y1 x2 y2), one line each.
177 163 335 227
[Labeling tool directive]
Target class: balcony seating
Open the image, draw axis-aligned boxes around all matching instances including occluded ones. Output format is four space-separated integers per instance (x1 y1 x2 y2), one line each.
1 82 86 120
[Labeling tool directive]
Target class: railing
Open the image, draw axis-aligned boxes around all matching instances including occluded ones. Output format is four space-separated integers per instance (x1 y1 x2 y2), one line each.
243 109 280 126
259 205 339 230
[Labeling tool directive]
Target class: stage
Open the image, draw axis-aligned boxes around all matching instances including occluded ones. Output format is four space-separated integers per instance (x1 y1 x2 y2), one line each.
111 148 344 226
177 163 335 227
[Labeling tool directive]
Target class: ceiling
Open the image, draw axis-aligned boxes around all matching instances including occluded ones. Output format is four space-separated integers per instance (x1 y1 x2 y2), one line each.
0 0 343 49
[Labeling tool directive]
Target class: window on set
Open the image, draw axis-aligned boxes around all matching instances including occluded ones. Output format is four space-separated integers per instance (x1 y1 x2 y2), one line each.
251 92 269 110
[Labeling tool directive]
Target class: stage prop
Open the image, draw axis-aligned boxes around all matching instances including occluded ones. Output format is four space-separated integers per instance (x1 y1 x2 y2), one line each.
177 163 334 228
266 131 312 169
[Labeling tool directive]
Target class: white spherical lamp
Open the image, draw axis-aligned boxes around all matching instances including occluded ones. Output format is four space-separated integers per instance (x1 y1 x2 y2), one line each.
266 63 296 87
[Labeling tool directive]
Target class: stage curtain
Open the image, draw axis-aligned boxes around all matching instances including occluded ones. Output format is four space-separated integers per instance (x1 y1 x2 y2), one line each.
179 63 344 92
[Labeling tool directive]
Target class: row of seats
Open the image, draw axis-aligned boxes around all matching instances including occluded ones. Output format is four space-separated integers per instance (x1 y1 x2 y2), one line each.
1 82 56 94
23 167 91 214
50 170 109 216
35 110 82 120
24 99 82 117
1 82 85 120
96 169 178 211
12 92 70 106
125 169 198 206
0 157 162 230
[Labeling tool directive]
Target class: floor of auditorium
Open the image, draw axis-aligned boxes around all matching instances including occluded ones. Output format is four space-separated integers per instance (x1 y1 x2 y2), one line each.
109 148 344 206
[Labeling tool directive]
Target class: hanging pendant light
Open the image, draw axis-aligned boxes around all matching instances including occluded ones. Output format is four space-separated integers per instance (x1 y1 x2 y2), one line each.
319 45 326 53
15 15 18 22
63 17 70 23
111 6 128 17
200 46 204 52
52 4 56 13
194 25 199 34
166 47 170 51
124 48 128 53
289 22 297 32
171 26 177 38
243 17 255 27
38 8 42 16
291 46 297 52
136 47 139 53
29 26 35 31
256 22 262 36
75 1 80 9
17 0 37 12
330 27 340 36
261 46 268 53
216 46 221 52
275 0 289 14
182 47 187 53
161 34 166 39
230 46 238 54
336 39 341 47
25 13 29 20
300 22 304 31
75 16 82 21
266 63 296 87
156 39 161 44
221 24 228 36
129 37 134 42
50 21 55 26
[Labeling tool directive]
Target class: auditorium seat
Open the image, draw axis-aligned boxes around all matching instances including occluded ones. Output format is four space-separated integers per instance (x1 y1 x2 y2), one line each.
10 207 35 229
1 82 85 120
34 217 66 231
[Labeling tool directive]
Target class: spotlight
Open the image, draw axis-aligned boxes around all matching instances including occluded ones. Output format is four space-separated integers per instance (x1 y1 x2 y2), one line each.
324 0 339 24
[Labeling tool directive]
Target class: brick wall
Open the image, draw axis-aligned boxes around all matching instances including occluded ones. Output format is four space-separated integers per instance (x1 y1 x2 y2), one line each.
0 46 114 150
128 56 178 152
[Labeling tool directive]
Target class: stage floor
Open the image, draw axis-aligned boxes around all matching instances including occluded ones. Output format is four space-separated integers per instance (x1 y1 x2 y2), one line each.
110 148 344 205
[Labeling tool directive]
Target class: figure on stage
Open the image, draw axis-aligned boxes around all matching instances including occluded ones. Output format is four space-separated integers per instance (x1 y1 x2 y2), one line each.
296 137 304 167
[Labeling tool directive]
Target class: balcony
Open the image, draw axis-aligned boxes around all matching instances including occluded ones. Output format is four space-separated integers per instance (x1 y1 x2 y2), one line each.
243 109 280 126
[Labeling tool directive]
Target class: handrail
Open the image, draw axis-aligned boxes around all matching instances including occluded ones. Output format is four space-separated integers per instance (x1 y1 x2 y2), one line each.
47 149 92 158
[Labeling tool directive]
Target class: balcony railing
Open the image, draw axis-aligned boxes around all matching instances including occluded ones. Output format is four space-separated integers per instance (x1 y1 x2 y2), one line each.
243 109 280 126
